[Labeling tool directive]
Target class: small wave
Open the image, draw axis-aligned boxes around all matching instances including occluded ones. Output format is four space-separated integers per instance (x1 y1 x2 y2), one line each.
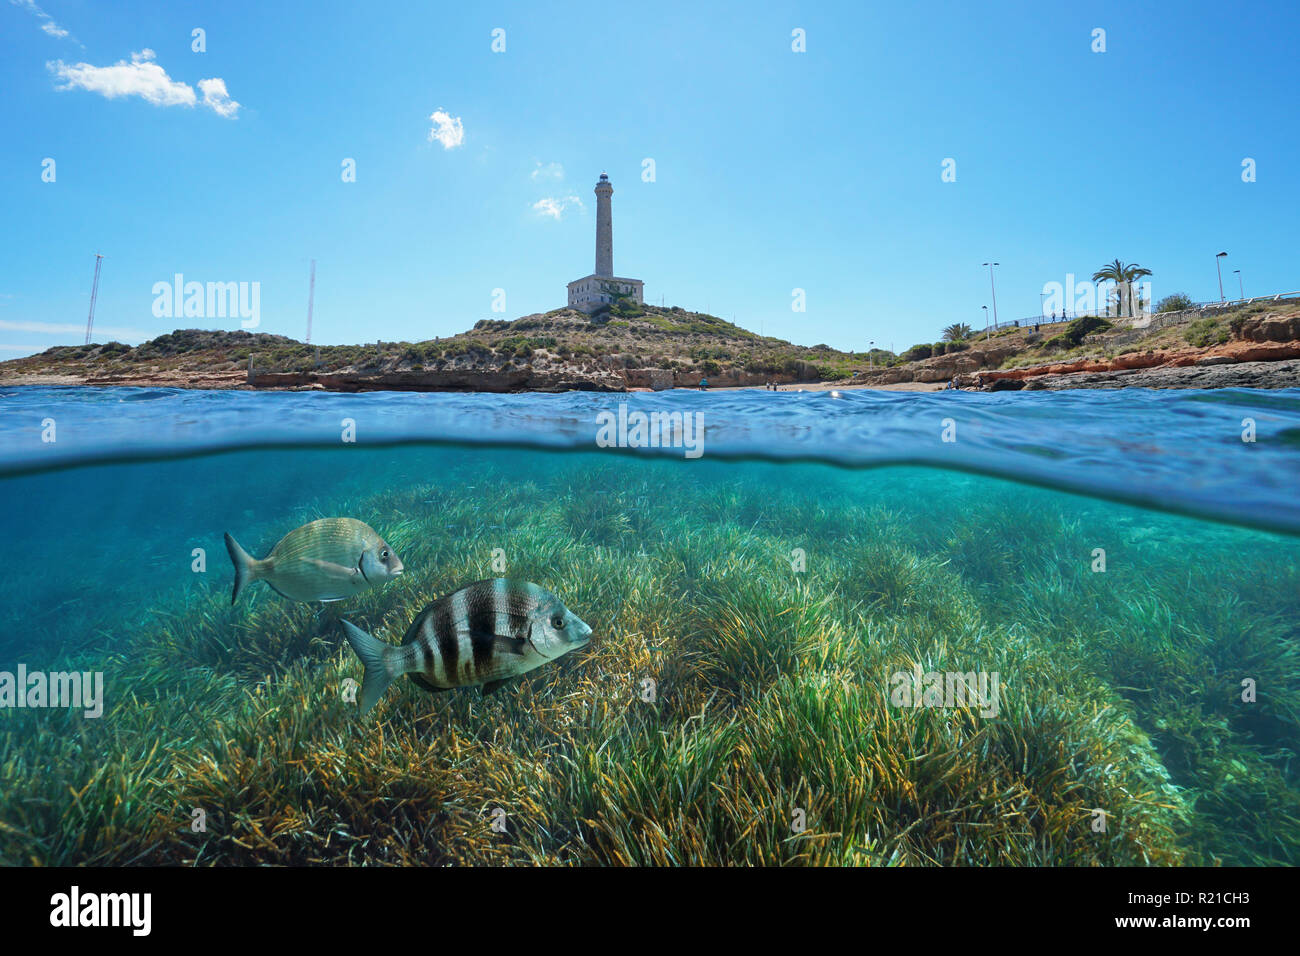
1 385 1298 535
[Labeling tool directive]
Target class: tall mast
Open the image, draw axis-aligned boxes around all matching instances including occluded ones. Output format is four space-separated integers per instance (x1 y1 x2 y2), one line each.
305 259 316 344
84 253 104 345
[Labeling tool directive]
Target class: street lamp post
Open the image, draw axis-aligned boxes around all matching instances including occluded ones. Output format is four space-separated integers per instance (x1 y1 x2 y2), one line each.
982 305 989 340
983 262 1000 329
1216 252 1228 302
869 340 875 370
1233 269 1244 300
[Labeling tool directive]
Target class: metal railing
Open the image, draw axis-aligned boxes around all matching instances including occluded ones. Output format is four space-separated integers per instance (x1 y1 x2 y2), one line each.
1124 292 1300 329
978 311 1106 334
978 291 1300 334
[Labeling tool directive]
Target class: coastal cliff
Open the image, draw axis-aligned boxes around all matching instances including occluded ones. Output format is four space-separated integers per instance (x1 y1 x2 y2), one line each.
848 304 1300 391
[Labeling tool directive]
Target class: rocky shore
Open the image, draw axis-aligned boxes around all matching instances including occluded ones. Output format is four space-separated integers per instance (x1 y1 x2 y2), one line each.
6 305 1299 394
974 358 1300 390
851 311 1300 392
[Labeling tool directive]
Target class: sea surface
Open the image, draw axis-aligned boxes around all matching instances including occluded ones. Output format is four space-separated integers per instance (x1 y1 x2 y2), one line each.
1 385 1297 866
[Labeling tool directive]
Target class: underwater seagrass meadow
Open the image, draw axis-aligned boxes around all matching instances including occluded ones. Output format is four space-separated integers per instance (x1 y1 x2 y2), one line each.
0 430 1298 867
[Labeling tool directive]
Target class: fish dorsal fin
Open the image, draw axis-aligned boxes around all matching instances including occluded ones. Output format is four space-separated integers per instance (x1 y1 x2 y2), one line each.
401 591 456 646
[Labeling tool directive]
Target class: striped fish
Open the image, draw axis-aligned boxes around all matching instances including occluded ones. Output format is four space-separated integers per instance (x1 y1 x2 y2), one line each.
224 517 403 604
341 579 593 714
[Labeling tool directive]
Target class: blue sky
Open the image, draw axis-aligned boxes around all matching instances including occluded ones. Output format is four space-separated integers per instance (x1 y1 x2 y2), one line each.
2 0 1296 358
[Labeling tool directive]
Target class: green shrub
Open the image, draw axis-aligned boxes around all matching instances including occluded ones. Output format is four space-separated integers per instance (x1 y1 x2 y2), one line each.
815 366 852 381
1051 316 1112 349
610 296 646 318
1157 293 1194 313
1185 317 1230 348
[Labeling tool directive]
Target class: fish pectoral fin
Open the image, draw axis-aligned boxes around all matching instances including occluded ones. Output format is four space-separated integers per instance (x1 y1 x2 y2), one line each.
467 631 529 657
302 558 362 579
481 679 511 696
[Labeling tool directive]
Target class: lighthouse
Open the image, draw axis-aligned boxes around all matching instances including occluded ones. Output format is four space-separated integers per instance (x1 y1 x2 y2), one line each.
595 173 613 277
567 172 644 313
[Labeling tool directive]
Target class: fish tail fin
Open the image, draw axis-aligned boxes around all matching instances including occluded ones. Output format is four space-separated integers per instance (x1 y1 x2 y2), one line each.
224 532 260 605
341 620 401 715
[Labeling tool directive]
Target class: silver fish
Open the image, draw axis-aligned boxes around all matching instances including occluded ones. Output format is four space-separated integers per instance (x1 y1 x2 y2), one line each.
342 578 592 714
224 517 404 604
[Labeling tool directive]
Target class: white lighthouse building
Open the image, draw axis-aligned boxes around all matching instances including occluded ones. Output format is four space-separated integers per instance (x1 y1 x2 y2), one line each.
567 172 644 313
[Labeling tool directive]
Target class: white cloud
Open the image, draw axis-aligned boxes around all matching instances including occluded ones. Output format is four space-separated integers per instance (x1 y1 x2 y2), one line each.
10 0 78 44
0 319 150 339
198 77 240 118
428 109 464 149
47 49 240 117
531 161 564 181
49 49 195 107
532 195 583 220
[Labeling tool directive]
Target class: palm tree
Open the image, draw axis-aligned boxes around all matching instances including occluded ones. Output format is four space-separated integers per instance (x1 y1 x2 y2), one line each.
941 322 973 341
1091 260 1152 317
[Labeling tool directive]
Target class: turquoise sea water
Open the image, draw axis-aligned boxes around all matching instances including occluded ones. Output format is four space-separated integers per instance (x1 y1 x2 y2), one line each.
1 386 1297 865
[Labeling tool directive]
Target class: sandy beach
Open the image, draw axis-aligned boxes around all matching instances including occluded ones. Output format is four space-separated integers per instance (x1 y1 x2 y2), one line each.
708 379 945 393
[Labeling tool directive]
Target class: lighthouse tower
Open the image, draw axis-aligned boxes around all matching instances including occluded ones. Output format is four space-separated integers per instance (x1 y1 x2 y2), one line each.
595 172 614 276
567 172 644 313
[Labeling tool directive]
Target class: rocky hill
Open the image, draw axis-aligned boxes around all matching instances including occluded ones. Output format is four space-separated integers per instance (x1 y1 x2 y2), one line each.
0 304 881 392
8 299 1298 393
848 301 1300 390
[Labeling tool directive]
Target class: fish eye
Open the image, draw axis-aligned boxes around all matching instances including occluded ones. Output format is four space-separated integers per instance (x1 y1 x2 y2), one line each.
551 615 566 630
380 550 390 559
